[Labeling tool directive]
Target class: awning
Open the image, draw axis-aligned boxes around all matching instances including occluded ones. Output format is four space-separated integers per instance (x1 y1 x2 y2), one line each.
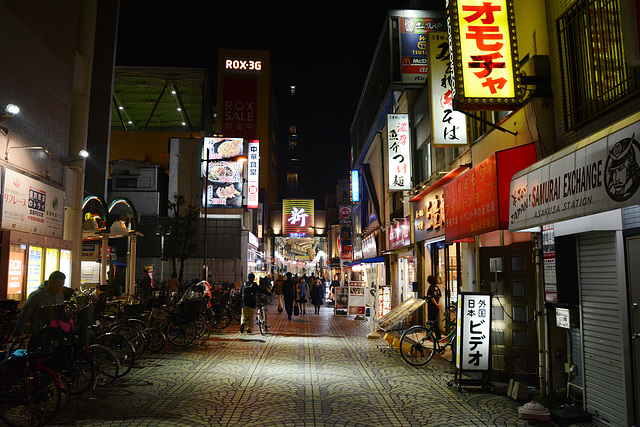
410 165 471 202
347 256 384 266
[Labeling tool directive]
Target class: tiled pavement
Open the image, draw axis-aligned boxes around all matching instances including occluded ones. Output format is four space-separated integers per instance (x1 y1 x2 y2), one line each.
50 301 603 427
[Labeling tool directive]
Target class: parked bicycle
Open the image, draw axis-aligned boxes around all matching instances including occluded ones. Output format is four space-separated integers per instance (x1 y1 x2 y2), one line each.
255 293 271 335
399 305 457 366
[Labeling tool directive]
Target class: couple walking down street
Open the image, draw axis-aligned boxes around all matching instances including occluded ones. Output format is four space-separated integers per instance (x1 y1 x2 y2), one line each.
281 273 323 319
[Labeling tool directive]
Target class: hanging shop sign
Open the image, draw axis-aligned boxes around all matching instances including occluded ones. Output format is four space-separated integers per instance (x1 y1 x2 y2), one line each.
222 77 257 138
456 292 491 371
283 199 315 237
414 188 445 243
446 0 522 110
399 14 445 83
387 114 412 190
362 235 378 259
509 119 640 231
444 144 536 240
351 169 360 203
247 140 259 209
389 216 411 250
202 137 244 208
428 31 468 146
1 168 65 238
339 205 352 226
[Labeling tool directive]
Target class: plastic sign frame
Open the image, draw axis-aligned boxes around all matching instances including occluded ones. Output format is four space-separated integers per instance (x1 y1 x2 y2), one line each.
247 140 259 209
387 114 412 191
282 199 314 237
447 0 522 110
351 169 360 203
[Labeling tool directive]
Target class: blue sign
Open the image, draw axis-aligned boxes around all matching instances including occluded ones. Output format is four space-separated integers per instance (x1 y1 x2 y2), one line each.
351 169 360 203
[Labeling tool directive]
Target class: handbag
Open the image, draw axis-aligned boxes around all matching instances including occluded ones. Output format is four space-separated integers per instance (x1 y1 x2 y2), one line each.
293 304 300 316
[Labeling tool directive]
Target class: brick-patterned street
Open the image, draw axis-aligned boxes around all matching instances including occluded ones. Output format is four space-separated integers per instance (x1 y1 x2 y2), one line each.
49 301 600 426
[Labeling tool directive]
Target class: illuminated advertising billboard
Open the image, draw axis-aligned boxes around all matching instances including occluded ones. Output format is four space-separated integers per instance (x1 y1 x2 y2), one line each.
447 0 522 110
282 199 314 237
428 32 468 146
350 169 360 203
202 137 244 208
398 13 446 83
387 114 412 190
222 77 257 138
247 140 259 209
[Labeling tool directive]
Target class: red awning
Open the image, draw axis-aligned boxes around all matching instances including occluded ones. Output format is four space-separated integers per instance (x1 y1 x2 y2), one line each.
409 165 471 202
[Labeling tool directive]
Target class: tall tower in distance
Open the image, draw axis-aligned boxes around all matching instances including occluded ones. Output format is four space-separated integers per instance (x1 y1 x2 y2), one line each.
286 85 301 197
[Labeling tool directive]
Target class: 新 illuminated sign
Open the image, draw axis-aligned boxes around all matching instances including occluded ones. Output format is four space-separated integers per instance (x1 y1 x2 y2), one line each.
247 140 260 209
283 199 315 237
447 0 522 110
429 32 468 146
387 114 412 190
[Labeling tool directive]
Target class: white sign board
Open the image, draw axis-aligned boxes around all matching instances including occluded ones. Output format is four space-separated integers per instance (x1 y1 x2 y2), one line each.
456 293 491 371
509 119 640 230
1 168 65 238
387 114 412 190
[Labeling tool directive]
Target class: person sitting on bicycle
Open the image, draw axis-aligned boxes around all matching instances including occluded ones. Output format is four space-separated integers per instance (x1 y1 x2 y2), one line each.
426 275 442 341
239 273 269 334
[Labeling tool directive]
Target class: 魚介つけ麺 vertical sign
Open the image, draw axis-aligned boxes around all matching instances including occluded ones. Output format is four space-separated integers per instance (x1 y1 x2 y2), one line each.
247 140 259 209
456 293 491 371
387 114 412 190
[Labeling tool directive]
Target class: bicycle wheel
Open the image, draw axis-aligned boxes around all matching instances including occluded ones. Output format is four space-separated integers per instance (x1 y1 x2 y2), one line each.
109 323 145 359
257 308 266 335
147 328 166 353
166 320 196 346
66 351 96 395
0 367 62 427
87 344 119 387
399 325 437 366
96 332 135 377
211 306 232 330
194 320 211 346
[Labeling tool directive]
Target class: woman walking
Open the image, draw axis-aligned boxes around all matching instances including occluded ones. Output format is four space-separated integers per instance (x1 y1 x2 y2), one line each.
310 276 324 314
297 275 310 315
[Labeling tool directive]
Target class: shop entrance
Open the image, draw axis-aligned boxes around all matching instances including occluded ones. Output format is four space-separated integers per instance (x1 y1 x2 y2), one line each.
627 235 640 423
479 241 537 385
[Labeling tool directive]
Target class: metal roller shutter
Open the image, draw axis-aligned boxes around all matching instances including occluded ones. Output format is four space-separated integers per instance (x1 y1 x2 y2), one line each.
578 232 629 426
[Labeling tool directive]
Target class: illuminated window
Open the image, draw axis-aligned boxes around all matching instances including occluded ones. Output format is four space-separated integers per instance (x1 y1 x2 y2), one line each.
558 0 640 129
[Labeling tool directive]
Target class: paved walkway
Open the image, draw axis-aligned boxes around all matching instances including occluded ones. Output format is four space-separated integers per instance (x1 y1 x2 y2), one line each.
51 300 602 426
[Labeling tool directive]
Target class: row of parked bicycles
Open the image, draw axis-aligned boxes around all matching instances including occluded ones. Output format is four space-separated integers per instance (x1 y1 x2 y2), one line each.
0 281 243 427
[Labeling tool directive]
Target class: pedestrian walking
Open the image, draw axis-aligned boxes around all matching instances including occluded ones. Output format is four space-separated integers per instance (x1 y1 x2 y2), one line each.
297 275 310 315
310 276 324 314
274 273 284 312
140 269 152 298
239 273 269 334
426 275 442 341
281 272 297 320
167 272 180 295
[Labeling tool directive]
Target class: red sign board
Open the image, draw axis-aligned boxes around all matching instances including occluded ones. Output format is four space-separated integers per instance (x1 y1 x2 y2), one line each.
222 77 257 139
388 216 411 250
444 144 536 240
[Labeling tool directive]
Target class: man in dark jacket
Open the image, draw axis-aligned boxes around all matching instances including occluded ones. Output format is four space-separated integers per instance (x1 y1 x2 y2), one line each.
240 273 269 333
281 272 297 321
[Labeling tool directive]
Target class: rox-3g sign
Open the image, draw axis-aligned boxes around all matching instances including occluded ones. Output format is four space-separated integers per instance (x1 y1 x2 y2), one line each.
225 58 262 72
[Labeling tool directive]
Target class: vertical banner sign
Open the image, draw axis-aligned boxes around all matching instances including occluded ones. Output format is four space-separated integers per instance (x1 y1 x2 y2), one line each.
340 226 353 262
222 77 257 138
202 137 244 208
399 15 445 83
350 169 360 203
456 293 491 371
447 0 522 110
247 140 260 209
542 224 558 302
428 32 468 146
387 114 412 190
348 281 366 315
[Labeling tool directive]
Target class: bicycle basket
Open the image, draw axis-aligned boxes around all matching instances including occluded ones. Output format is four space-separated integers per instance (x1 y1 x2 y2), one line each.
176 299 202 323
256 293 272 306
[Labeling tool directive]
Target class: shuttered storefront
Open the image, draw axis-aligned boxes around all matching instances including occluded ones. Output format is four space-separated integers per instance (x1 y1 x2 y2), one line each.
578 231 631 426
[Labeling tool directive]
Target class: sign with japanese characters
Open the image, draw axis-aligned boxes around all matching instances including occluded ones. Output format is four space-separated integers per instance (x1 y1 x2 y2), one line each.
509 120 640 230
447 0 522 110
388 216 411 250
247 140 259 209
399 15 445 83
542 224 558 302
387 114 412 190
456 293 491 371
282 199 314 237
222 77 257 138
202 137 244 208
414 188 445 242
1 168 65 238
350 169 360 203
428 32 468 146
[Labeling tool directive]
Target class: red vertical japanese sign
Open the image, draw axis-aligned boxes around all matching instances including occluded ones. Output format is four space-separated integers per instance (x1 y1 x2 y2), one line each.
222 77 257 139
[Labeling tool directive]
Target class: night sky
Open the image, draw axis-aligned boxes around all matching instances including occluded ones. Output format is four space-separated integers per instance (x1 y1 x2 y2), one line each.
116 0 442 206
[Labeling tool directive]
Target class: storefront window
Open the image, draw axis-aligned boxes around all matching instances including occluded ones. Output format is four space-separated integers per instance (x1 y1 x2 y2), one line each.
26 246 43 296
7 244 27 300
59 250 72 280
44 248 59 281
